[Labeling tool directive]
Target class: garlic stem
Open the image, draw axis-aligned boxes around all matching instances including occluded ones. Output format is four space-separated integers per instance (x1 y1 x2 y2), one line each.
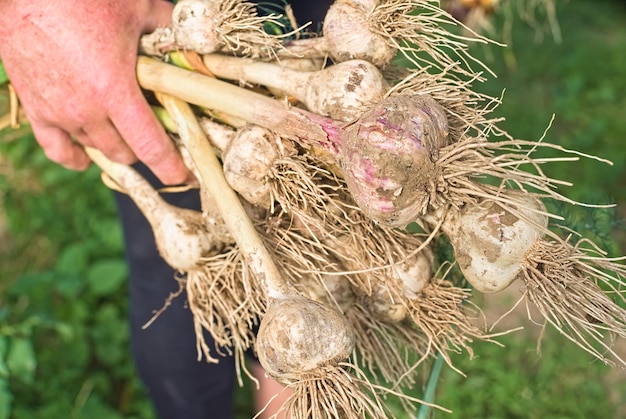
202 54 311 100
137 56 332 147
202 53 388 122
156 92 293 299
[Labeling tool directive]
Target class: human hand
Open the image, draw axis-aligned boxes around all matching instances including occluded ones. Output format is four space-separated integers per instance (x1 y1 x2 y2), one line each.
0 0 191 185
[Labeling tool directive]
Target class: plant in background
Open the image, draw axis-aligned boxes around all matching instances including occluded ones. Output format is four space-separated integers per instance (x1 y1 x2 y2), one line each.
442 0 561 42
0 89 152 417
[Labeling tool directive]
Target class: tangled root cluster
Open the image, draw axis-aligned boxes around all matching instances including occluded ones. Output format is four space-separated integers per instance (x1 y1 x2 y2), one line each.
130 1 625 418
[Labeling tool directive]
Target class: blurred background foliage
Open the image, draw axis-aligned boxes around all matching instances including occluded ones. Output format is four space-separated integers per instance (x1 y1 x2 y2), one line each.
0 0 625 418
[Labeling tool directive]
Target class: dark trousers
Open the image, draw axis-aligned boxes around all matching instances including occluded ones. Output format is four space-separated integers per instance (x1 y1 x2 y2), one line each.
115 165 239 419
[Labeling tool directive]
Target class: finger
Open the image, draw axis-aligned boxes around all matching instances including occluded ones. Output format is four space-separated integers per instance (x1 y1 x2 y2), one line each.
82 119 138 165
110 91 190 185
143 0 175 33
31 123 91 171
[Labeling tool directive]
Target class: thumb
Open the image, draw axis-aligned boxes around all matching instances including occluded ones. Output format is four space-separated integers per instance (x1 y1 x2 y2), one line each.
143 0 174 33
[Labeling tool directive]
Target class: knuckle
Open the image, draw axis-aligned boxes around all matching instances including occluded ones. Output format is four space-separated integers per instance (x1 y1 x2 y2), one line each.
43 145 87 170
87 135 137 166
103 147 137 166
133 140 168 163
42 145 70 164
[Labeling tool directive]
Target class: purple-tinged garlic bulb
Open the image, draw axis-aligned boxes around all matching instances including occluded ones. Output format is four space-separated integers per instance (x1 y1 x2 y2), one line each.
341 94 449 227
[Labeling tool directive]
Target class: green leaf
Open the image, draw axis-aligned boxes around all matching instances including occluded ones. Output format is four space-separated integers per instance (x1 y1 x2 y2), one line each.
0 61 8 85
89 218 124 254
54 243 90 297
86 259 128 296
6 337 36 384
77 394 121 419
0 338 9 379
91 304 128 366
0 378 12 419
54 273 84 298
56 243 89 275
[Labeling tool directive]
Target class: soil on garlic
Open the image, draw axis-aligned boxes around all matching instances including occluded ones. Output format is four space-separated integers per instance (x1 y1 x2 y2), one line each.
453 205 522 268
256 297 355 382
341 94 449 227
350 144 438 219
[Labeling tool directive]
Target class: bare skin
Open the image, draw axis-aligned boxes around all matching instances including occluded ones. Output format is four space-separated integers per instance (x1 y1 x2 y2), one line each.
0 0 190 184
251 360 292 419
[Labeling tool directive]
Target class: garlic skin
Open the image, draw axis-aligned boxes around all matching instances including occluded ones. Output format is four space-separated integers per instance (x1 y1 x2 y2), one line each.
222 125 279 208
392 249 432 297
364 247 433 322
341 94 449 228
202 54 388 123
154 208 218 271
363 286 408 323
323 0 396 67
299 272 356 314
172 0 222 54
256 297 355 383
443 196 548 293
265 57 325 98
85 147 220 272
300 59 389 122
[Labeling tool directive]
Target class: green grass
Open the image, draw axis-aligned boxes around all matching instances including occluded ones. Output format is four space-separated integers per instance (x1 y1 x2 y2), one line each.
1 0 626 418
434 328 624 419
476 0 626 206
422 1 626 417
